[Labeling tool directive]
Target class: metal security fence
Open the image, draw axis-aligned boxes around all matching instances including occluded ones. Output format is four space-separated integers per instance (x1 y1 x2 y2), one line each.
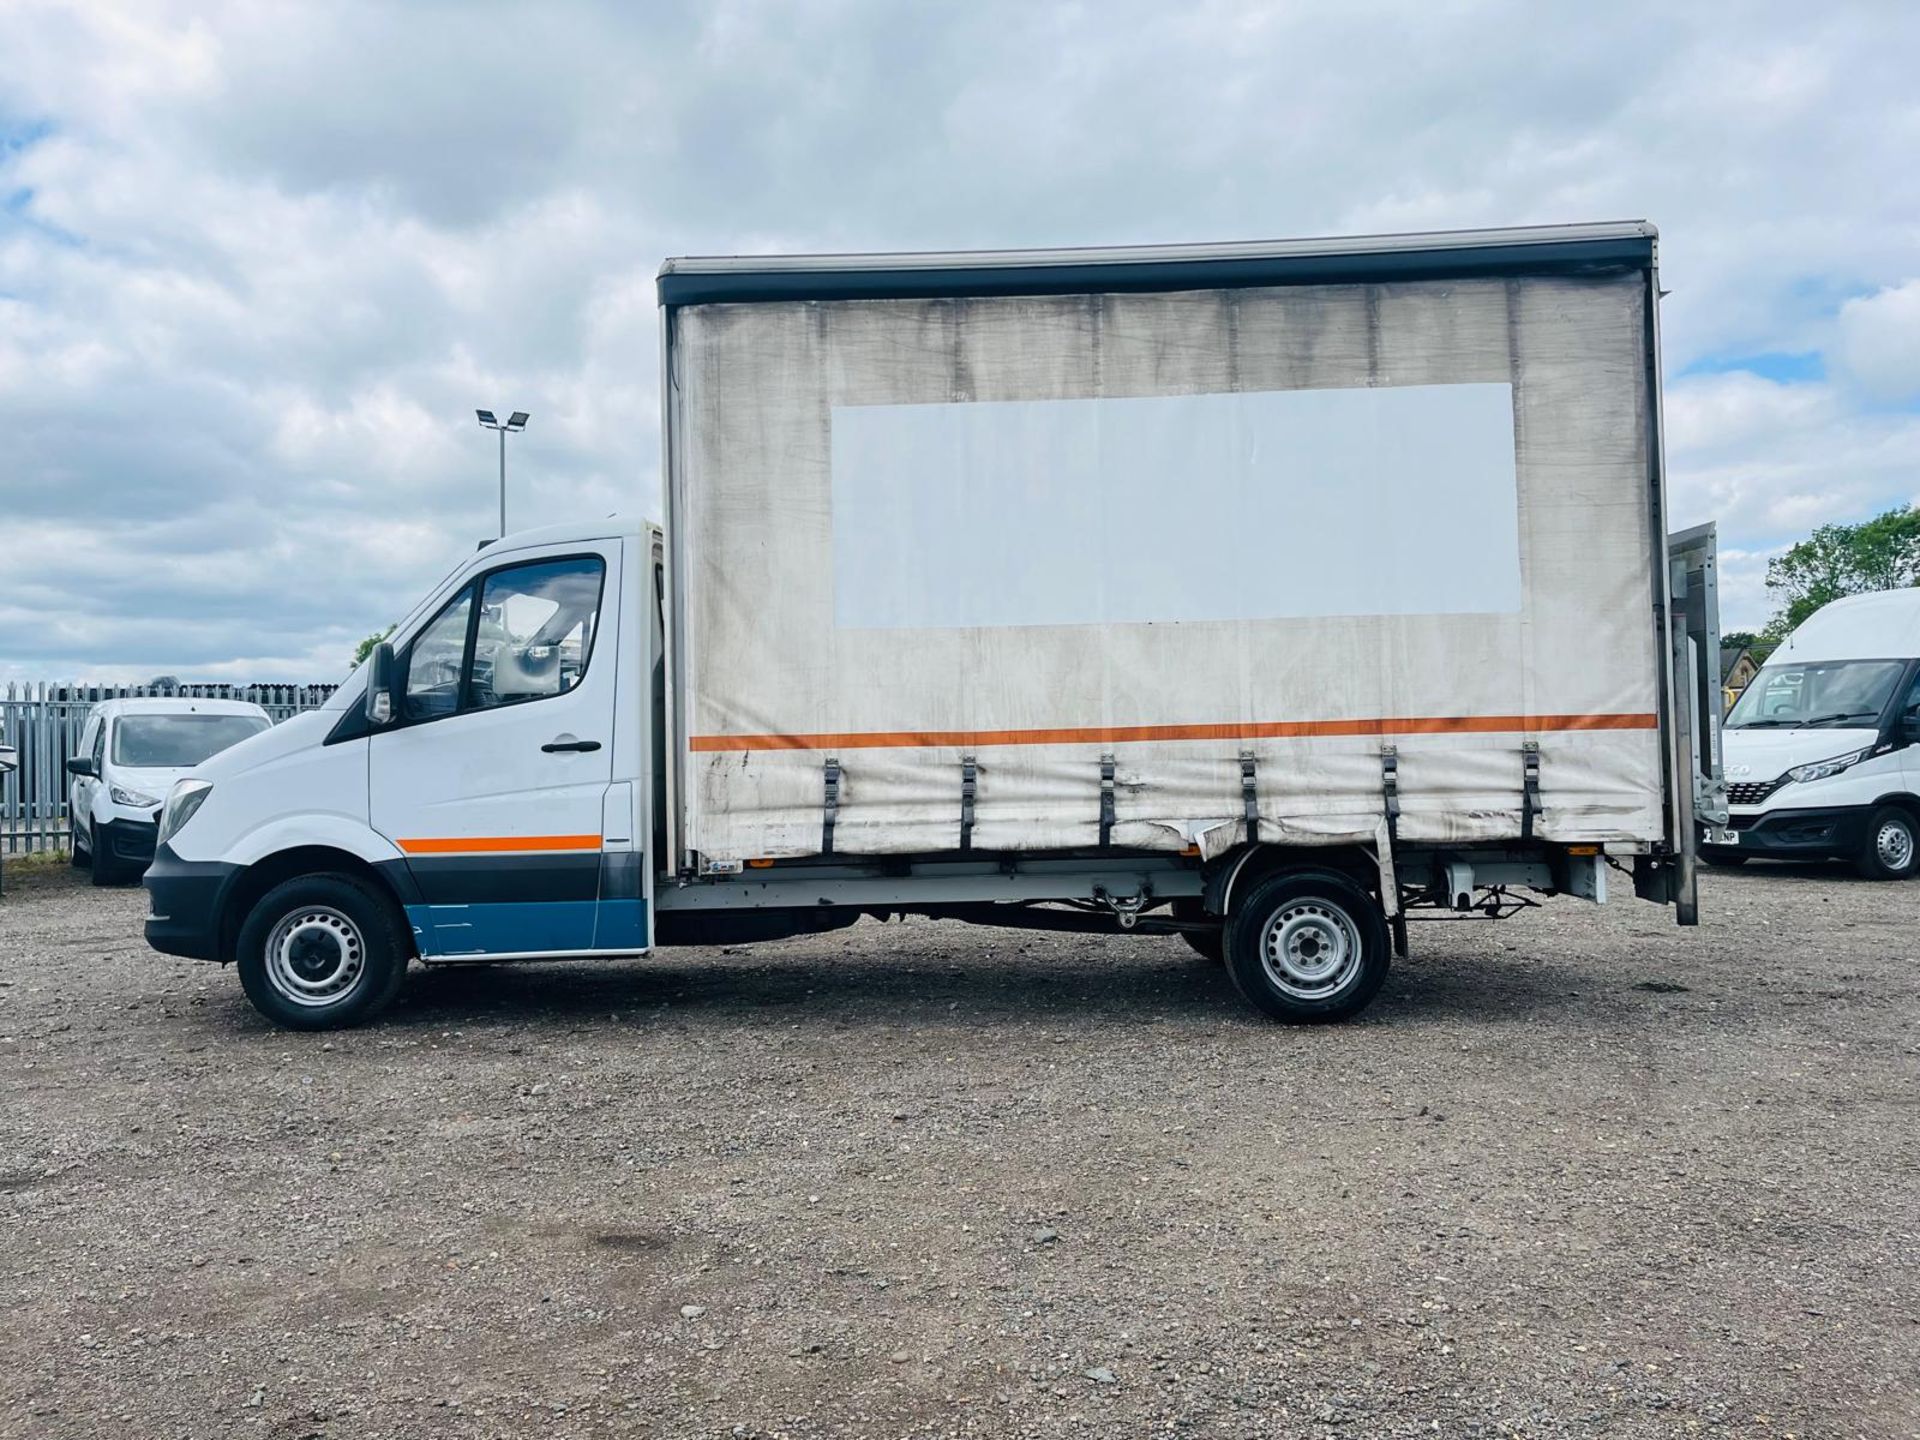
0 682 338 856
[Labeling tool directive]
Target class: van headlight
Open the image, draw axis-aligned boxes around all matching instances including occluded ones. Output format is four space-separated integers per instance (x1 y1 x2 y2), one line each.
1785 748 1871 785
157 780 213 846
110 784 162 808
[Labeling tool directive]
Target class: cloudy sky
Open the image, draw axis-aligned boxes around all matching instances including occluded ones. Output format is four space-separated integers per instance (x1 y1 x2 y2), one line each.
3 0 1918 681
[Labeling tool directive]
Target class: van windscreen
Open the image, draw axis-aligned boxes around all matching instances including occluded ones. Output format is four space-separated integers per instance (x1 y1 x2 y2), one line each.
1725 660 1904 730
112 714 270 768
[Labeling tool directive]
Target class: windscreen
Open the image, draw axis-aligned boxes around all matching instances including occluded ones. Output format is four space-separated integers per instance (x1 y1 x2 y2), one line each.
1725 660 1904 729
112 714 270 767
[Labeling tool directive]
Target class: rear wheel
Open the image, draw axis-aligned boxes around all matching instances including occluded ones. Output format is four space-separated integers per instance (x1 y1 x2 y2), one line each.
69 825 88 869
1854 806 1919 881
1224 870 1389 1023
1172 898 1224 964
236 874 410 1030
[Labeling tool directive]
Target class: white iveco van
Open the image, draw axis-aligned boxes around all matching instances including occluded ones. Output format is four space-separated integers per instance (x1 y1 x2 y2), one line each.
1706 588 1920 879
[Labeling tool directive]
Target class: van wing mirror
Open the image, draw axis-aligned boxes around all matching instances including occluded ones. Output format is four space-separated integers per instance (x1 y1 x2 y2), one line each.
66 755 98 778
364 641 399 727
1903 709 1920 744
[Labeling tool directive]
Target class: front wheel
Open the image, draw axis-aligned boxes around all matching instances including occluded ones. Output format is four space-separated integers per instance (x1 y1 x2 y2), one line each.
88 824 127 886
1223 870 1390 1023
236 874 410 1029
1854 806 1920 881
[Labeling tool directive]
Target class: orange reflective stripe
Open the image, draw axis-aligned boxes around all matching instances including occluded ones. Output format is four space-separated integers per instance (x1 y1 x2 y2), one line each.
687 712 1658 753
397 834 603 855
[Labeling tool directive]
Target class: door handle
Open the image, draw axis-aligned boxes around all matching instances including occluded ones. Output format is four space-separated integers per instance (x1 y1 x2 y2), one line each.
541 737 602 754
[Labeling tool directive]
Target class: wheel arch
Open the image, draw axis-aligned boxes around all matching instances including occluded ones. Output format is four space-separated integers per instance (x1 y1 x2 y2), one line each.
219 846 418 965
1202 842 1380 917
1867 791 1920 821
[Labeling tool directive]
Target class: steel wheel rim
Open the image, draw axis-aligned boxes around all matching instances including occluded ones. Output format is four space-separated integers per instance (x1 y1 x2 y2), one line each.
1878 819 1914 871
1260 900 1362 1001
265 906 366 1008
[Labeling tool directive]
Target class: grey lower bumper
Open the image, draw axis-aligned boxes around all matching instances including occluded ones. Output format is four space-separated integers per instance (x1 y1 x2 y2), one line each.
142 844 238 962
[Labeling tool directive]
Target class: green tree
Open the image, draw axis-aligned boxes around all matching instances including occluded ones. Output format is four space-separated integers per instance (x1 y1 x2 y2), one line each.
1764 506 1920 639
350 625 396 672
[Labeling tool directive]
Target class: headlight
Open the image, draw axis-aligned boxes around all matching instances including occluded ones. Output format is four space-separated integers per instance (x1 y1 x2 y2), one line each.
110 784 162 808
1785 748 1871 785
157 780 213 846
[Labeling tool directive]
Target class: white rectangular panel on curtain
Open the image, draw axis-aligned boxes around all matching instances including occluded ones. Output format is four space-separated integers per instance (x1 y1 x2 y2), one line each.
829 382 1521 631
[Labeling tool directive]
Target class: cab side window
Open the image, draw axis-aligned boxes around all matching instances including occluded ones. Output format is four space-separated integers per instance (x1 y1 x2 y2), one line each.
402 586 475 722
1902 673 1920 735
470 558 604 710
91 719 106 767
394 555 605 726
75 717 99 775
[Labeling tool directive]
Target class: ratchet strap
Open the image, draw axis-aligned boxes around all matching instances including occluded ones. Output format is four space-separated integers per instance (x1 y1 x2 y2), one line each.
822 756 841 856
959 754 977 852
1381 744 1401 848
1520 740 1541 841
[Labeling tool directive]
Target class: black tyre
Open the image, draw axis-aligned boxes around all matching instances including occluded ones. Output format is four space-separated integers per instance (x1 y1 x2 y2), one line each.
235 874 410 1030
1700 851 1748 868
1854 806 1920 881
88 825 126 886
1223 870 1390 1023
1172 898 1224 964
70 826 88 869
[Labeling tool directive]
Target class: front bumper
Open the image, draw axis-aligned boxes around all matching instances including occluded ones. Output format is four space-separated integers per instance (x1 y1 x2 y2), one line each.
1702 805 1872 861
143 843 239 963
100 816 159 867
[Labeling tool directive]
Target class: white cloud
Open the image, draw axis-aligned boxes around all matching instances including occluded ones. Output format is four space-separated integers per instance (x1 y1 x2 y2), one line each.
1838 279 1920 401
1712 546 1780 636
2 0 1919 675
1663 370 1920 597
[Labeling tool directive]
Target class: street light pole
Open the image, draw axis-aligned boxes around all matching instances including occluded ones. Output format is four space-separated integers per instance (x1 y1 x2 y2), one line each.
475 409 530 538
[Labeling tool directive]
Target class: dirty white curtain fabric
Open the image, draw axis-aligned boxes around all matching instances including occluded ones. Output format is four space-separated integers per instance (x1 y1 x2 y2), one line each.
670 274 1662 861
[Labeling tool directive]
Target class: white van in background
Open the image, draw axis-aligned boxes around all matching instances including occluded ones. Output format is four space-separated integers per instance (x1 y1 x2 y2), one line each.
1707 588 1920 879
68 698 272 884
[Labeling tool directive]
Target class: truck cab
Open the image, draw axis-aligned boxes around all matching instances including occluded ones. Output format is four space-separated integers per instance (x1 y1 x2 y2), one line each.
144 520 660 1026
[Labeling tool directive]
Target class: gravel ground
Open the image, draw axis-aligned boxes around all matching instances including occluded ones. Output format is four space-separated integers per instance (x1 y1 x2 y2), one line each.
2 858 1917 1439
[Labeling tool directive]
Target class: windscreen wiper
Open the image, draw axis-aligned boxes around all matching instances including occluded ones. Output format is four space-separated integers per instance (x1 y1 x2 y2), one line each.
1803 711 1880 726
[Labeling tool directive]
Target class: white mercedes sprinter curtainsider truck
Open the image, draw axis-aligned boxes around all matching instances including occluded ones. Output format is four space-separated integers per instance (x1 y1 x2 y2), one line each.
144 222 1724 1029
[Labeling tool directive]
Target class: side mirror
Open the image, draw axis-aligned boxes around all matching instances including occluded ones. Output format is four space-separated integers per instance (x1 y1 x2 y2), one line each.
364 641 399 727
1902 711 1920 744
66 756 98 778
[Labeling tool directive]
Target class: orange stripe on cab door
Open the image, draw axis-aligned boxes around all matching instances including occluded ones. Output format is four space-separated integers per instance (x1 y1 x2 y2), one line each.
396 834 604 855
